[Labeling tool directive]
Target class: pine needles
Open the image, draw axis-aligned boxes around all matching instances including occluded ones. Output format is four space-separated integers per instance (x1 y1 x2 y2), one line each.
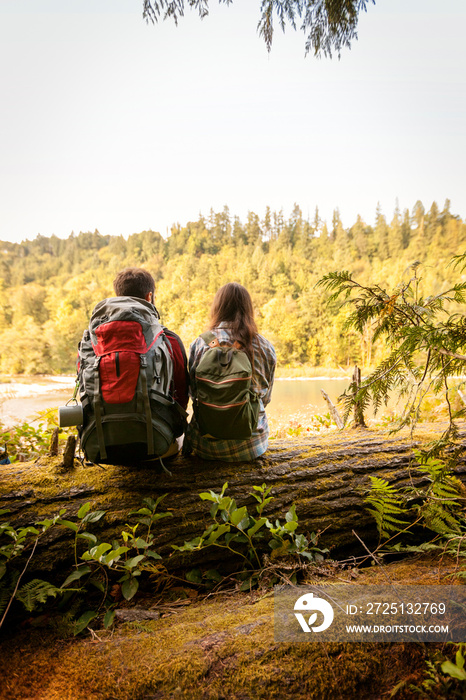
317 257 466 434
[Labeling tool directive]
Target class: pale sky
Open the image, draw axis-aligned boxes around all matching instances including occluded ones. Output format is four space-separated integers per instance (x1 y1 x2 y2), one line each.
1 0 465 242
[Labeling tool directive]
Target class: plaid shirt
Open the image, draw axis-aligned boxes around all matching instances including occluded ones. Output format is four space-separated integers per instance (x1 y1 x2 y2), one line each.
187 324 276 462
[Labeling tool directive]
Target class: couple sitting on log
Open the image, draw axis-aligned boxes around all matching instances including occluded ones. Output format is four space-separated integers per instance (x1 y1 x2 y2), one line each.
74 268 276 466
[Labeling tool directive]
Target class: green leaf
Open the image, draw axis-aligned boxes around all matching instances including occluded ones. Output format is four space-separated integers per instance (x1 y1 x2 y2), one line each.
84 542 112 561
129 507 152 516
82 510 106 524
230 506 247 527
171 537 202 552
300 551 315 561
58 519 79 532
294 533 308 550
74 610 97 635
285 505 298 523
125 555 145 569
199 491 217 502
103 546 129 565
204 569 222 582
205 523 230 544
150 512 173 521
121 576 139 601
247 517 267 537
185 568 202 584
146 550 162 560
77 503 91 519
219 496 232 511
104 610 116 629
284 521 298 532
240 577 256 592
441 660 466 680
61 565 92 588
238 515 250 531
19 526 40 537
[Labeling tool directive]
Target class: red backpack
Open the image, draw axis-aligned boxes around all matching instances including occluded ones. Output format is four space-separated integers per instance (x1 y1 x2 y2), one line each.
77 296 187 464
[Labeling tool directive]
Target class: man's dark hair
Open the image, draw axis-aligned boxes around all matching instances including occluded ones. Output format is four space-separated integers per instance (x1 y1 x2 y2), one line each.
113 268 155 299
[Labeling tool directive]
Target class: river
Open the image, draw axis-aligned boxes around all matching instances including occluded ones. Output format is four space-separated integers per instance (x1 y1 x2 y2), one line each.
0 375 398 428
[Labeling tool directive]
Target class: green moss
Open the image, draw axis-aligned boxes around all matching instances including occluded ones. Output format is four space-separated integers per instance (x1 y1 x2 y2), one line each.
0 589 433 700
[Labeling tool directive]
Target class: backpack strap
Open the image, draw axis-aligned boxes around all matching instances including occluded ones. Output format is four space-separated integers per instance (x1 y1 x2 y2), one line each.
140 354 155 456
93 357 107 461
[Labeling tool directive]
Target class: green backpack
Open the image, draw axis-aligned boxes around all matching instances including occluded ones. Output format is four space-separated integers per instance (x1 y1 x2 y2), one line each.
194 331 260 440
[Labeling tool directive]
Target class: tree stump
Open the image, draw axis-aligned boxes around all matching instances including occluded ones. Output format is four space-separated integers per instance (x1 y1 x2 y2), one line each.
61 435 77 471
49 428 60 456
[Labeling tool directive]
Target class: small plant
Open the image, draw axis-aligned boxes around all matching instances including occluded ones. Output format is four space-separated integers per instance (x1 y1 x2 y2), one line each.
0 508 66 630
59 496 171 634
364 451 466 554
441 644 466 682
311 412 333 429
1 486 328 634
286 420 304 437
402 645 466 699
0 495 172 635
0 407 74 462
364 476 409 540
173 482 327 590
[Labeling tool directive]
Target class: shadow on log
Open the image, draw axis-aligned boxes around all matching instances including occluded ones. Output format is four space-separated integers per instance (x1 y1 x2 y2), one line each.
1 425 466 575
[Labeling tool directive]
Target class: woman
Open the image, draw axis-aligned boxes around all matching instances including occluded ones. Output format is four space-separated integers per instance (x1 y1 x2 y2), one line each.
187 282 276 461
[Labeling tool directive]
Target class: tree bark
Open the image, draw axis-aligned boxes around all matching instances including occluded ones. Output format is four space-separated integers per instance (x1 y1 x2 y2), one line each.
320 389 343 429
1 425 465 576
351 364 367 428
61 435 76 471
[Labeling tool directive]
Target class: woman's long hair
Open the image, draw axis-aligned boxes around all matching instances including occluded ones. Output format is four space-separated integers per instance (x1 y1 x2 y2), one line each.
209 283 258 359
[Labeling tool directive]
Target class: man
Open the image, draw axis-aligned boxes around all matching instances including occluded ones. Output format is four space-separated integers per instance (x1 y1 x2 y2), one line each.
113 267 189 412
112 267 189 458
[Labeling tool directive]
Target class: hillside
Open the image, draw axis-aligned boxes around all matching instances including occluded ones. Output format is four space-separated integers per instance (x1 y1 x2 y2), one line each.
0 200 465 375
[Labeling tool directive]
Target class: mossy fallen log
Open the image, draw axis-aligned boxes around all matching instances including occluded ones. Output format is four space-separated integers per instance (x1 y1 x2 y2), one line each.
1 556 462 700
1 425 466 575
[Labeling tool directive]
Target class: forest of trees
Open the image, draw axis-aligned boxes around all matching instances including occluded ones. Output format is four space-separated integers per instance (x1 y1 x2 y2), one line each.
0 199 465 376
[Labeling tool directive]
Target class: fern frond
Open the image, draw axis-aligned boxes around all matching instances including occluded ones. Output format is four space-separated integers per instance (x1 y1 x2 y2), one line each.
0 584 11 617
364 476 409 539
16 579 62 613
419 503 462 536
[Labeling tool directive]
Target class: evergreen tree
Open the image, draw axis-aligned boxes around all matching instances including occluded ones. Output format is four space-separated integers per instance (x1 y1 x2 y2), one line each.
388 202 404 258
374 203 389 260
